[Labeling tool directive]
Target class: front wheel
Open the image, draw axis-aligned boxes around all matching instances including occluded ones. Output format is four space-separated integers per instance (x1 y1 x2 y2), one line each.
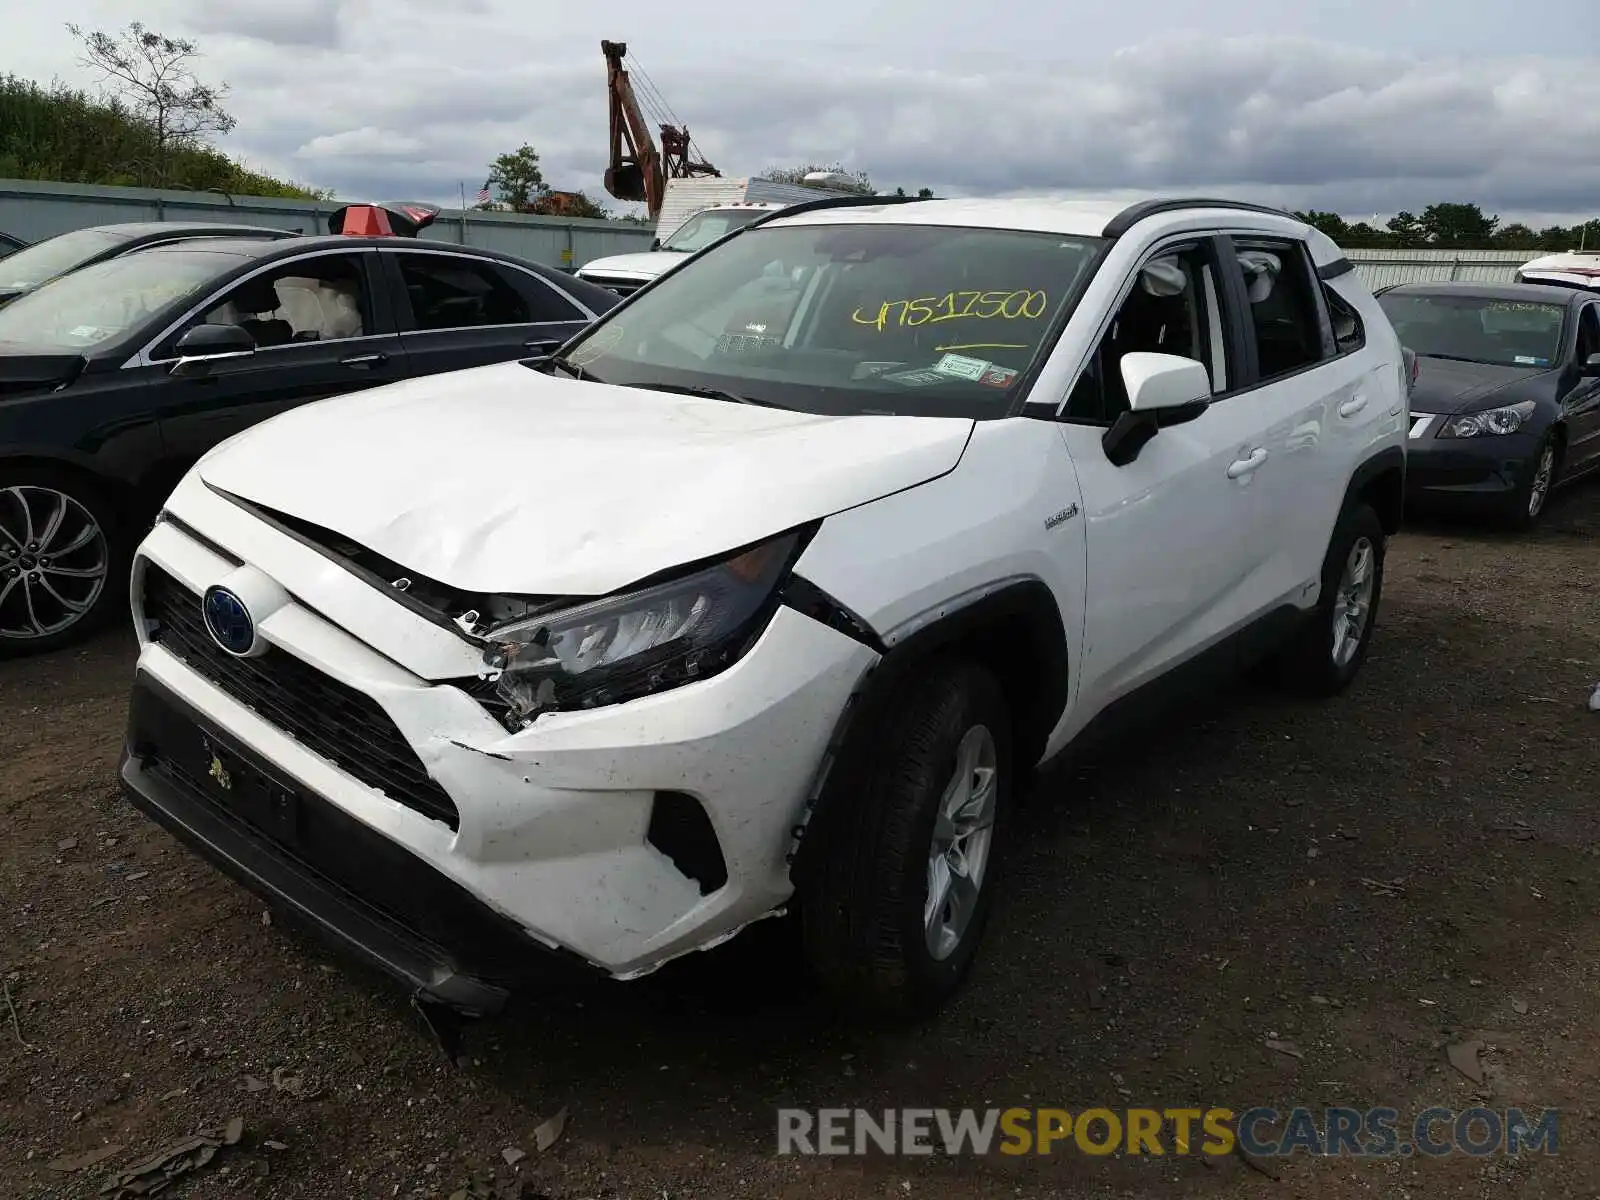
798 659 1013 1018
0 471 123 658
1267 502 1386 697
1505 431 1558 530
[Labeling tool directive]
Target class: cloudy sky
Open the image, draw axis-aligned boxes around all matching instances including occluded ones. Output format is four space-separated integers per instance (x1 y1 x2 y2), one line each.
8 0 1600 225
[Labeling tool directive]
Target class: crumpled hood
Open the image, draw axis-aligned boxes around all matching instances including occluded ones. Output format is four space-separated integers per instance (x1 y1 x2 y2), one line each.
1407 357 1554 415
577 251 684 280
196 360 974 596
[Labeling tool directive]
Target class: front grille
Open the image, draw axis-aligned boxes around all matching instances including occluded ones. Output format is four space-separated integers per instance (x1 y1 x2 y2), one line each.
141 564 460 830
576 274 645 296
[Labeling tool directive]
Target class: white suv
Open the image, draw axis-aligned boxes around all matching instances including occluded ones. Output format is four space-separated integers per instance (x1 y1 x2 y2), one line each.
122 195 1407 1020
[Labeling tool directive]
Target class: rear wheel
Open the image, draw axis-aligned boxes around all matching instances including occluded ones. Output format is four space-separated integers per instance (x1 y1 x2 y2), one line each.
799 659 1013 1018
1267 502 1386 697
0 469 123 658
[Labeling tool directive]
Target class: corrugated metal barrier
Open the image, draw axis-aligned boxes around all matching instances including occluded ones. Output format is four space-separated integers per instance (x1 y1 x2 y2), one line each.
0 179 657 271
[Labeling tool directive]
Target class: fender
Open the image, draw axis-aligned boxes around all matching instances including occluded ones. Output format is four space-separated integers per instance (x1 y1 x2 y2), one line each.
787 577 1070 883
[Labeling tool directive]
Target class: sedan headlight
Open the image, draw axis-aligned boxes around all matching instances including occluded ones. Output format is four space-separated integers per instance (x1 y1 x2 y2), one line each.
480 528 809 728
1438 400 1537 438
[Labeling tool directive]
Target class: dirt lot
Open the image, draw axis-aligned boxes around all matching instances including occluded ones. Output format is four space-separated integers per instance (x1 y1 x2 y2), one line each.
3 484 1599 1200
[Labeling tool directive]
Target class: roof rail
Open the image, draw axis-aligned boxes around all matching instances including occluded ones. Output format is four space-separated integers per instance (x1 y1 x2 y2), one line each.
745 192 928 229
1102 197 1301 240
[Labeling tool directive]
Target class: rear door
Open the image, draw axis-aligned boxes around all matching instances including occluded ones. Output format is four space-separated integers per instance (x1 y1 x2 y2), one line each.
148 247 404 464
1213 232 1385 620
381 248 595 377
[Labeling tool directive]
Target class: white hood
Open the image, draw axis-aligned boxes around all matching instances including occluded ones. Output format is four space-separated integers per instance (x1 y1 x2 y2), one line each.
196 361 973 596
577 251 685 280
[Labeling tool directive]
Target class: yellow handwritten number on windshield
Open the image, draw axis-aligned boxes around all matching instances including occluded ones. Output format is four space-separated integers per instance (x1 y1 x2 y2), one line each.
851 289 1047 331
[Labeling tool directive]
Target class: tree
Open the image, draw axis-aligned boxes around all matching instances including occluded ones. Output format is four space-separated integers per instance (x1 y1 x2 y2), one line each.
1294 210 1352 242
67 22 235 185
892 185 937 199
758 163 875 195
483 144 545 211
0 73 320 197
1492 223 1540 251
1385 211 1426 248
1418 202 1498 249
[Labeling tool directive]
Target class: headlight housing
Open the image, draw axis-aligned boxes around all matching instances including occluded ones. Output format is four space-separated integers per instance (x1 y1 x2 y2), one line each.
479 528 809 729
1438 400 1537 438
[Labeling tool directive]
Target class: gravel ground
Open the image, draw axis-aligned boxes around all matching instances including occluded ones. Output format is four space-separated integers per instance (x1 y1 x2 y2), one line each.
3 481 1599 1200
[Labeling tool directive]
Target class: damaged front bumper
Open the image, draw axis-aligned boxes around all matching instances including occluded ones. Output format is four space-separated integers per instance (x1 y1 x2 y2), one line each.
121 675 569 1015
123 484 878 1007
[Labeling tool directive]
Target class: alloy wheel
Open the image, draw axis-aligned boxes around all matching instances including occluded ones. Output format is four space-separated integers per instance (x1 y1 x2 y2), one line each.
1330 536 1376 669
1528 443 1555 518
924 724 999 962
0 486 110 642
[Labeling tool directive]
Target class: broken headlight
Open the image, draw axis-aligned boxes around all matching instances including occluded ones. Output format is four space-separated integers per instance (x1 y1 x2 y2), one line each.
480 529 807 728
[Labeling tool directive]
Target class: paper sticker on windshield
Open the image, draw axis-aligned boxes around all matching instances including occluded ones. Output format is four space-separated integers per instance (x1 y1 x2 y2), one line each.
934 352 991 381
978 366 1018 388
1514 355 1549 366
884 368 950 387
69 325 103 339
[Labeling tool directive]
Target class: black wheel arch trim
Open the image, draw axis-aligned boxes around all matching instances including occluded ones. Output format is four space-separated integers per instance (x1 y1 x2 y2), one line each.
1341 444 1406 532
787 577 1070 883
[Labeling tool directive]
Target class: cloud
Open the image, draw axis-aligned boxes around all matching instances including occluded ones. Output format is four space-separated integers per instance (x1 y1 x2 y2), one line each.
19 2 1600 223
297 127 428 160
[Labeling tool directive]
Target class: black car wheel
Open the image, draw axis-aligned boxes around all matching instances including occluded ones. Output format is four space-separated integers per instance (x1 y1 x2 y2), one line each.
0 470 123 657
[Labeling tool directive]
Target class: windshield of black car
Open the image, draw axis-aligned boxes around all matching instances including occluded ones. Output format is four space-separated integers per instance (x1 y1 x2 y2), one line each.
660 209 771 252
0 228 132 290
0 249 233 351
561 222 1104 417
1378 293 1567 368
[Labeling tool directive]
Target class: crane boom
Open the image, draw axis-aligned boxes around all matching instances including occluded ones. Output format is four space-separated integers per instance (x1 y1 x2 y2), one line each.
601 39 718 222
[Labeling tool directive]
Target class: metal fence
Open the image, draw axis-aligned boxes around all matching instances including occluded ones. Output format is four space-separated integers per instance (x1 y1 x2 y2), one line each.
1345 249 1540 290
0 180 1557 287
0 179 657 271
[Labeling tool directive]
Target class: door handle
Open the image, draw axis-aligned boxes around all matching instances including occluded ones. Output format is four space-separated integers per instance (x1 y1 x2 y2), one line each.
1338 394 1368 418
1226 448 1268 479
341 352 387 368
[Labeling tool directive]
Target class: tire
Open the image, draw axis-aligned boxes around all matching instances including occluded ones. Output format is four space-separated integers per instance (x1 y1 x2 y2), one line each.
798 659 1013 1018
0 467 125 658
1267 502 1386 698
1504 430 1559 531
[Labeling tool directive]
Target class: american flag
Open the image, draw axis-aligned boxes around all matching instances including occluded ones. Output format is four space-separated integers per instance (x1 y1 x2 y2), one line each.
476 185 491 205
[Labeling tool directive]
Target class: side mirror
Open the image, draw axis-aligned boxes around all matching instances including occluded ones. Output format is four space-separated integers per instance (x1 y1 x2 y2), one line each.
650 238 662 251
1102 352 1212 467
170 323 256 378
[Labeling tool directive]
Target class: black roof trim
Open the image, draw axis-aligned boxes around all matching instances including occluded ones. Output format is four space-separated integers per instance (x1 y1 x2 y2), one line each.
1317 256 1355 282
745 193 928 229
1102 197 1301 240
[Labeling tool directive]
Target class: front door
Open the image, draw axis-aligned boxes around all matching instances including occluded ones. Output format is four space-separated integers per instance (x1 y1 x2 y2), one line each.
1561 301 1600 473
1053 234 1262 730
152 249 404 465
383 249 594 378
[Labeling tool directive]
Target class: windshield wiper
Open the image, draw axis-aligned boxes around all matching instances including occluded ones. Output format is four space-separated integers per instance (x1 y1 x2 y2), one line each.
1416 352 1490 365
533 354 601 383
631 381 782 408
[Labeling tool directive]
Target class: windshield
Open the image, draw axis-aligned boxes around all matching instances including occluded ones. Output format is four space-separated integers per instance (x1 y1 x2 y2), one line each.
661 209 778 252
1378 292 1567 368
0 228 132 291
0 249 231 351
562 222 1105 417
